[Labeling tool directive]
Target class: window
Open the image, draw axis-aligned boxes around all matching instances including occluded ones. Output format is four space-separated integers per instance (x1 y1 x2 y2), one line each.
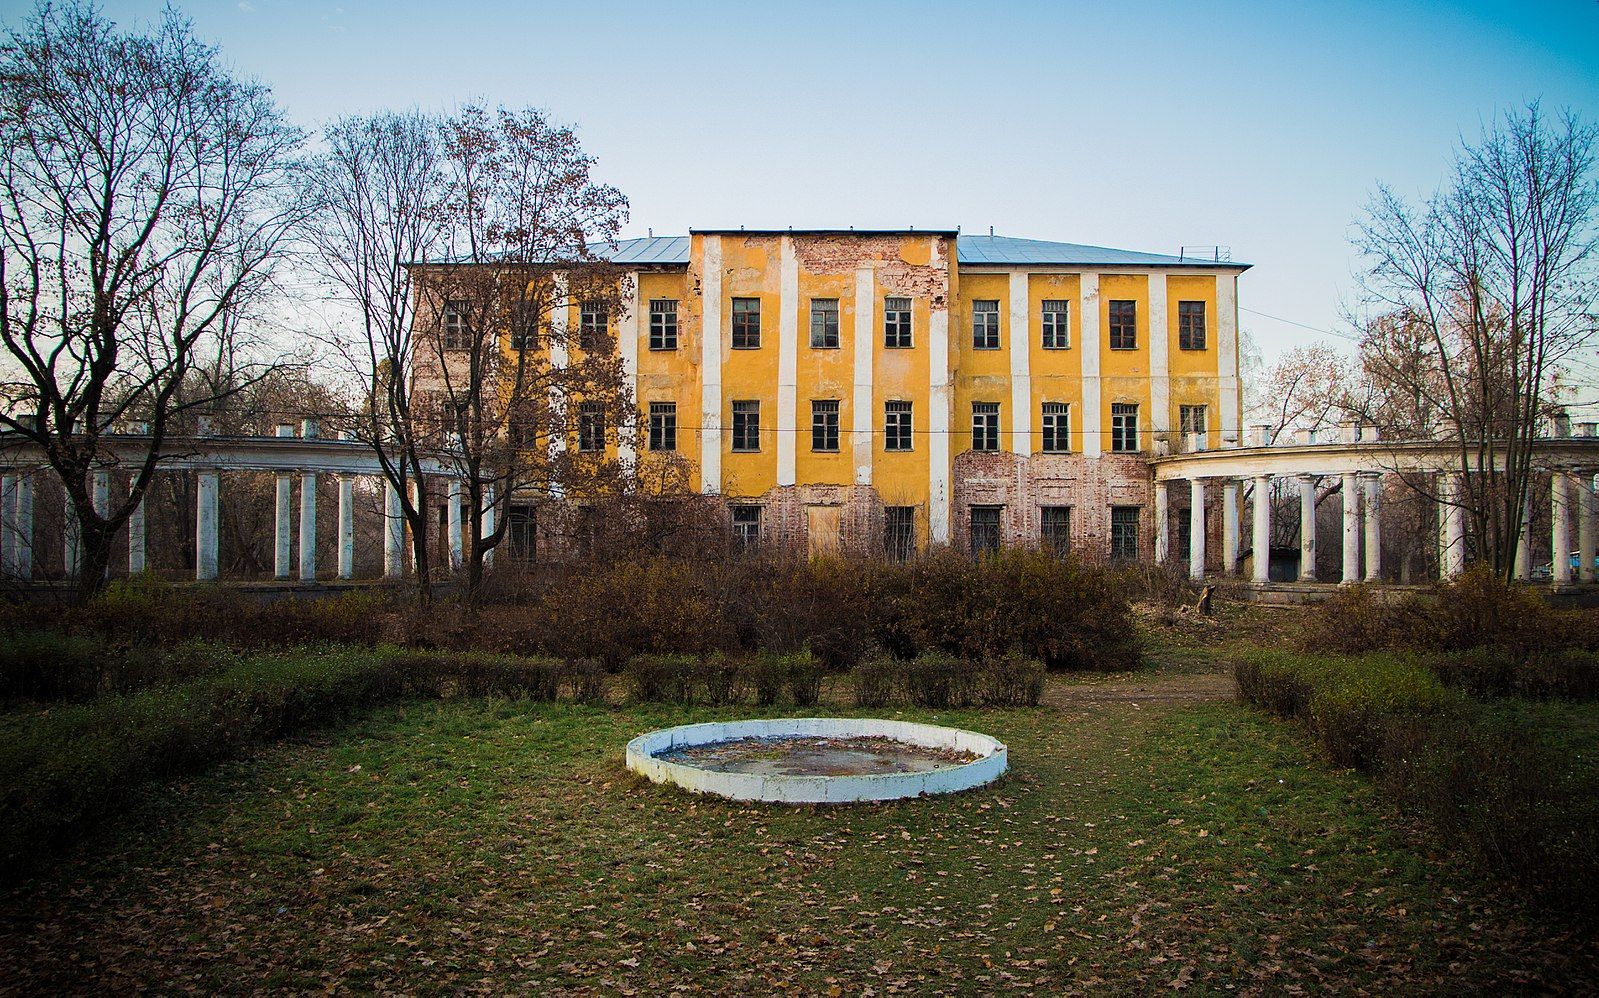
1108 299 1137 350
972 299 1000 349
507 408 538 448
1111 402 1139 453
577 402 605 452
1178 300 1207 350
1179 404 1208 446
442 300 470 350
732 297 761 349
972 401 1000 452
970 505 1002 556
1041 299 1070 349
1177 515 1191 562
579 301 607 350
1041 505 1071 553
884 506 916 561
731 400 760 452
649 299 678 350
884 400 913 452
1110 506 1140 560
731 505 762 549
508 504 537 562
811 400 840 452
510 321 537 351
1041 402 1070 454
884 296 912 348
648 401 677 452
810 298 839 348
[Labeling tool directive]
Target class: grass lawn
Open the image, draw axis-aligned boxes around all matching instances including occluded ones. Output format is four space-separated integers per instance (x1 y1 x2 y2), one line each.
3 654 1594 993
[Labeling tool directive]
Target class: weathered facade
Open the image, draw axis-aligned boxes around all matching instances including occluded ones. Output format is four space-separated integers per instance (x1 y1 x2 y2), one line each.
416 229 1248 560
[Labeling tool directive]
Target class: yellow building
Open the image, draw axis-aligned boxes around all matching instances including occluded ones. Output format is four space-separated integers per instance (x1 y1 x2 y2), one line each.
424 229 1248 560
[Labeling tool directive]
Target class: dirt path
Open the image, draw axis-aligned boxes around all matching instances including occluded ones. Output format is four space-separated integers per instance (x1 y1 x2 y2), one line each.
1041 668 1235 708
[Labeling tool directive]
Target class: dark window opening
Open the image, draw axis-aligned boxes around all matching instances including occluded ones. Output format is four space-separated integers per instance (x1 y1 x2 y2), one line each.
972 299 1000 349
1041 505 1071 553
884 296 912 348
649 299 678 350
970 505 1002 556
1108 299 1137 350
885 506 916 561
648 401 677 452
731 400 760 452
811 399 840 452
885 400 913 452
1110 505 1140 560
972 401 1000 452
732 297 761 349
1178 300 1207 350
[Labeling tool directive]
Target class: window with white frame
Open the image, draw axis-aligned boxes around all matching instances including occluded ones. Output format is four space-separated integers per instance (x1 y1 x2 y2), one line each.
1041 402 1070 453
972 300 1000 349
884 296 912 348
649 299 678 350
810 298 839 348
648 401 677 452
1041 299 1070 349
972 401 1000 452
885 400 913 452
1111 402 1139 452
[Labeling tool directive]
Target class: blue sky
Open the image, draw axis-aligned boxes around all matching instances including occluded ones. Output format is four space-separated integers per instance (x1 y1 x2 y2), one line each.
5 0 1597 366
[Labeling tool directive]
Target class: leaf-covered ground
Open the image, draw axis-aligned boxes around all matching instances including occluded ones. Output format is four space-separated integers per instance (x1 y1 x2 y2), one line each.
3 660 1594 993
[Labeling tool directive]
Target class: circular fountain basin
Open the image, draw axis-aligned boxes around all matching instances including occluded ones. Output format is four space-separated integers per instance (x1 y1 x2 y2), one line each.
625 717 1007 804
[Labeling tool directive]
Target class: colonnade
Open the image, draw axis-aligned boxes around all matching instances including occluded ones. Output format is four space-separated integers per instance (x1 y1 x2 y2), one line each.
0 423 481 583
1156 467 1598 584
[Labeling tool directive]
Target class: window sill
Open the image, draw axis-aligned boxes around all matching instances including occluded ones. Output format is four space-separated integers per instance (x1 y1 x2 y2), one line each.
809 344 841 350
1041 449 1072 455
812 448 840 454
1042 345 1072 351
730 449 761 454
648 345 679 352
731 344 762 350
883 344 915 350
1107 345 1139 351
972 345 1001 351
1177 345 1209 352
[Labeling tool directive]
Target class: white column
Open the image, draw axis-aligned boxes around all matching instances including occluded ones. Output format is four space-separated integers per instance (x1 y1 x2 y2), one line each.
0 473 14 575
1578 471 1596 584
14 472 34 579
384 479 404 579
337 473 355 581
1148 273 1170 438
1438 472 1466 579
1362 473 1382 583
853 264 875 484
1514 486 1532 581
1153 480 1170 563
618 270 640 471
1340 472 1360 584
928 237 952 545
298 420 318 583
1189 478 1207 579
1252 474 1271 584
91 469 109 580
775 234 797 489
1298 473 1317 582
196 470 219 582
1222 479 1240 575
1079 273 1102 458
1009 271 1032 456
481 485 496 568
1552 472 1573 583
127 487 145 575
447 478 464 570
274 423 294 579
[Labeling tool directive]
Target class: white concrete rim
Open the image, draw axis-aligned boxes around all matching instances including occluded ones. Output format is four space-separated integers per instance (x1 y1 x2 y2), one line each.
625 717 1008 804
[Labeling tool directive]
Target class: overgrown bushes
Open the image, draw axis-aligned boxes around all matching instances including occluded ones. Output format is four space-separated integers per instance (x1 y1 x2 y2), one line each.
1235 647 1598 915
853 652 1045 709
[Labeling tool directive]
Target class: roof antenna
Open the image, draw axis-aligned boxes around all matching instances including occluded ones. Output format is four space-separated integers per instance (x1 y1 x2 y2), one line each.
648 227 653 237
989 225 994 237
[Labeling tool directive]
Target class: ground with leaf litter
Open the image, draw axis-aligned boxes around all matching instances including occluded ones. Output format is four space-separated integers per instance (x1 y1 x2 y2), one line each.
2 655 1595 993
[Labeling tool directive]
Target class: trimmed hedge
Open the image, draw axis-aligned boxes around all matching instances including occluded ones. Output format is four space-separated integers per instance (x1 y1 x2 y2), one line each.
1235 648 1598 915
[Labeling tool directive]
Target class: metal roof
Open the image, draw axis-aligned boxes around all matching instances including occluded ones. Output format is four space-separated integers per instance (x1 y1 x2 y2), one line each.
587 233 1250 269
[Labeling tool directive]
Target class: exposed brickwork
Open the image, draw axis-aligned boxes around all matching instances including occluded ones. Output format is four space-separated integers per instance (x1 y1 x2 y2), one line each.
951 452 1154 558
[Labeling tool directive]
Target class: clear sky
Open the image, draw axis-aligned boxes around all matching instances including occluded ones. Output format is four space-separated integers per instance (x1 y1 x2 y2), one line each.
4 0 1597 366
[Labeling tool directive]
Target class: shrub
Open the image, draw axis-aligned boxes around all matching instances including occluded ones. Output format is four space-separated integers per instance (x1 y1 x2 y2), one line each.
746 654 788 708
624 655 698 704
698 654 745 707
905 651 975 709
852 658 900 708
785 653 823 708
561 658 609 705
978 654 1046 707
0 630 112 700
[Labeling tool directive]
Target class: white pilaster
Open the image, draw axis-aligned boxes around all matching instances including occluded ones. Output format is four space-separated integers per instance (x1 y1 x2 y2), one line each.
1148 273 1170 437
481 485 496 568
1189 477 1207 579
0 473 14 575
1298 474 1317 582
298 420 318 582
196 470 219 582
1154 480 1170 563
1222 479 1240 575
701 241 724 493
1363 473 1382 583
63 489 81 578
274 423 294 579
548 271 570 498
1080 273 1102 458
618 270 640 470
1009 271 1032 456
1439 472 1466 579
928 239 952 544
775 235 797 489
1217 274 1241 446
384 479 404 579
1578 471 1596 584
448 478 464 570
1341 471 1361 584
14 473 33 579
91 470 109 580
853 265 875 485
1252 474 1271 584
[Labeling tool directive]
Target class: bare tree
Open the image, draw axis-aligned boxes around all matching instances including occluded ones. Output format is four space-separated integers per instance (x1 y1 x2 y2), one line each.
0 2 305 598
310 105 631 601
306 110 447 595
1355 102 1598 578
